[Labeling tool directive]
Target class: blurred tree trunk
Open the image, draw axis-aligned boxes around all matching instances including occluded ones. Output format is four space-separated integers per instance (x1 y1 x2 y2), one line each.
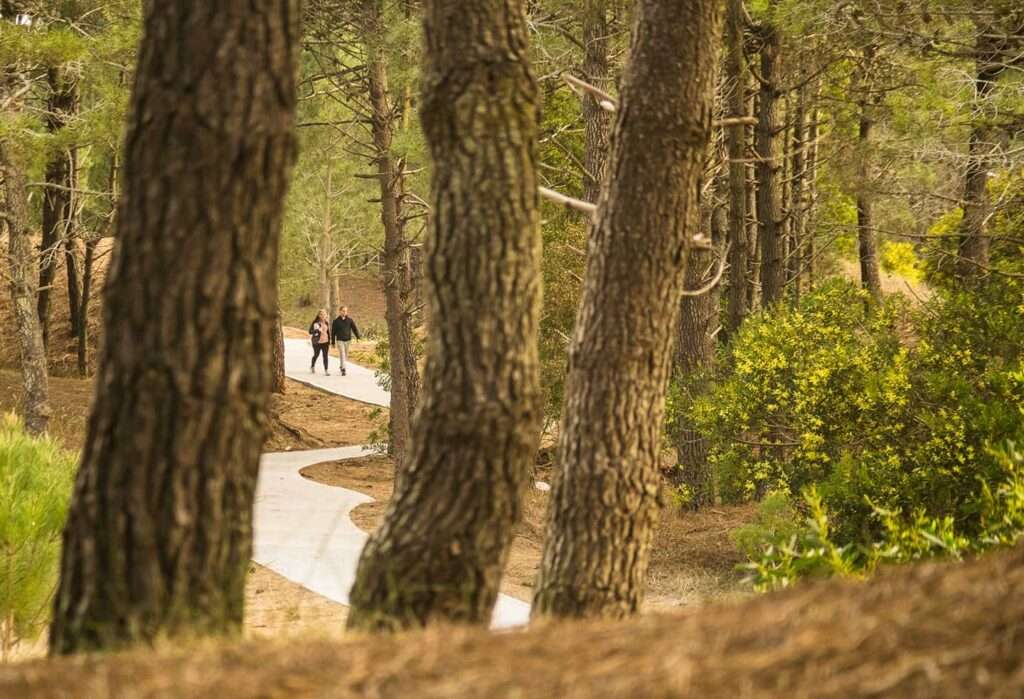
533 0 723 619
755 20 784 307
581 0 612 205
50 0 300 654
273 305 286 394
2 147 51 435
788 82 807 301
363 0 418 470
347 0 542 632
723 0 749 339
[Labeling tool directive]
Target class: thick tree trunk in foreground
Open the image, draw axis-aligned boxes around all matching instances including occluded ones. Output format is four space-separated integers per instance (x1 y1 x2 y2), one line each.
347 0 542 631
364 0 419 470
1 148 51 436
50 0 299 654
755 22 784 307
533 0 722 619
581 0 612 205
723 0 749 339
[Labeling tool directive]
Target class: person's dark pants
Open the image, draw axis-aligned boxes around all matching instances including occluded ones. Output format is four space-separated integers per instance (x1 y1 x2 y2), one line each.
311 342 329 370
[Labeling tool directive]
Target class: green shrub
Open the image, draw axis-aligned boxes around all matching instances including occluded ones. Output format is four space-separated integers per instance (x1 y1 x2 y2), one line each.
880 240 923 282
0 413 75 658
695 276 1024 546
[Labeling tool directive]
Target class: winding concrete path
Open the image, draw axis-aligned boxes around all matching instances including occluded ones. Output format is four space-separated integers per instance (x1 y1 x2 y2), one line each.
254 338 531 629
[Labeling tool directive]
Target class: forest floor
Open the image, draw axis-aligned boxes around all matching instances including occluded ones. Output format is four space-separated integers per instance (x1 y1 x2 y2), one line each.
302 455 752 610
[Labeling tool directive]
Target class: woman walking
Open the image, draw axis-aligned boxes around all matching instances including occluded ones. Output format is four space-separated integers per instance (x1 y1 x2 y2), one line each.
309 308 332 375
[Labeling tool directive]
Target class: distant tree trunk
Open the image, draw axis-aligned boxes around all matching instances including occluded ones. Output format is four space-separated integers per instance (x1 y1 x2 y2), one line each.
581 0 612 205
533 0 723 620
50 0 300 654
39 67 79 342
364 0 419 471
318 167 333 311
955 31 1002 283
804 94 821 289
2 147 51 435
273 306 286 394
855 47 882 302
75 236 96 377
347 0 542 631
723 0 749 339
755 22 784 307
670 184 725 509
788 82 807 300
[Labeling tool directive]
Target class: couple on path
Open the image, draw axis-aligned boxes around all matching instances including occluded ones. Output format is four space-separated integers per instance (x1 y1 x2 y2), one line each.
310 306 361 376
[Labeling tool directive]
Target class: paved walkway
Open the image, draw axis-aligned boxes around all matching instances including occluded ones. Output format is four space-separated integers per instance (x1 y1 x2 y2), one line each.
253 338 531 629
284 337 389 407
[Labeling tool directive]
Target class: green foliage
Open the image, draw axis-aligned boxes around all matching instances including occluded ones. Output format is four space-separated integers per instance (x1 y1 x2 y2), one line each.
0 414 75 656
697 277 1024 547
741 439 1024 591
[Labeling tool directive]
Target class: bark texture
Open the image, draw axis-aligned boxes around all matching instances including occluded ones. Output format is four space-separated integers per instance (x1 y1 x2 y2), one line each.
855 103 882 301
533 0 723 619
1 148 51 435
346 0 542 631
363 0 419 470
581 0 612 205
723 0 749 338
50 0 300 654
755 22 784 306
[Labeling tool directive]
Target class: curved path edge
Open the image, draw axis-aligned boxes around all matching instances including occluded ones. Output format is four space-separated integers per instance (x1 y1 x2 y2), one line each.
255 339 531 629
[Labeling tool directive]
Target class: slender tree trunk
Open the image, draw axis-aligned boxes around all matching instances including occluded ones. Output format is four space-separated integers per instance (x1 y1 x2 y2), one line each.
581 0 612 205
364 0 419 470
75 236 96 376
723 0 749 339
319 167 333 311
955 37 1000 283
39 67 78 342
533 0 723 619
2 147 51 435
50 0 300 654
347 0 542 631
804 93 820 290
273 306 286 394
856 108 882 301
755 22 784 306
855 47 882 302
788 82 807 301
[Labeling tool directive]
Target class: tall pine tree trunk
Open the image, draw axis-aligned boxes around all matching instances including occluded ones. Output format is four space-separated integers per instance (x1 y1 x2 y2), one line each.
364 0 418 470
723 0 749 338
2 147 51 436
347 0 542 632
755 22 784 306
855 46 882 301
533 0 723 620
581 0 612 205
50 0 300 654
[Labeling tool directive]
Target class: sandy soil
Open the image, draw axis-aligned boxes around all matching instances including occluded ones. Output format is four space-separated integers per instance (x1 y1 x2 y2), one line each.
301 456 752 609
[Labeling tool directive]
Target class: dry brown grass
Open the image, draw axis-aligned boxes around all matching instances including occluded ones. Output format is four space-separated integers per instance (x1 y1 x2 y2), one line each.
4 545 1022 698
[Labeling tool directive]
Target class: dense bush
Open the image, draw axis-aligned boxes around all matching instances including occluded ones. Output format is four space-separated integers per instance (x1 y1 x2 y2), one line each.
692 276 1024 579
0 414 75 658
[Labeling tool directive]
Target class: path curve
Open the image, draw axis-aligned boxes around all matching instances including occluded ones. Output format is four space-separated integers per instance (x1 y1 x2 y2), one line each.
254 339 531 629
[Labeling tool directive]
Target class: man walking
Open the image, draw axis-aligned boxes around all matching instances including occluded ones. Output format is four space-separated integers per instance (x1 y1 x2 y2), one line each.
331 305 361 376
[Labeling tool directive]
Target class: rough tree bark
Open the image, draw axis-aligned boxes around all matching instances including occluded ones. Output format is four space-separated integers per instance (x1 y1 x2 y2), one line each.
723 0 749 338
855 100 883 301
363 0 418 470
347 0 542 631
50 0 300 654
273 306 286 395
533 0 723 619
755 21 784 307
581 0 612 205
1 147 51 435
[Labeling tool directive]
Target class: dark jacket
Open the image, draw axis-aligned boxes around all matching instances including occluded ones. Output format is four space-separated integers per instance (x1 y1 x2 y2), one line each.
309 320 331 345
331 315 360 343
